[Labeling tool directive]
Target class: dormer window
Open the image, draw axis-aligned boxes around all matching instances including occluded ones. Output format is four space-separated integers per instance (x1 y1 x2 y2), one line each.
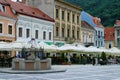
0 4 6 12
17 0 22 2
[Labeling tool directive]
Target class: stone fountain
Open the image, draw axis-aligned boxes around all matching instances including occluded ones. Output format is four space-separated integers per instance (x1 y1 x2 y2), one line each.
12 38 51 70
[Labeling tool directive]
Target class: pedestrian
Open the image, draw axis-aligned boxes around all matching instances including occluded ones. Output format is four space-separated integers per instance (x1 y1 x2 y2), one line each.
67 54 71 63
1 56 5 67
92 57 95 65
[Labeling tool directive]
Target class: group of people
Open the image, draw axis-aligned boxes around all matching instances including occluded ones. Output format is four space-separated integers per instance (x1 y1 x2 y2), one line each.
51 53 120 65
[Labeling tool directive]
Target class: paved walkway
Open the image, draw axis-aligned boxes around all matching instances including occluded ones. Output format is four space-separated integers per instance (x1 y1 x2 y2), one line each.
0 67 66 74
0 65 120 80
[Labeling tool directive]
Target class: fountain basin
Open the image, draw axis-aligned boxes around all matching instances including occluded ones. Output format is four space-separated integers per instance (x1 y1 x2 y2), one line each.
12 58 51 70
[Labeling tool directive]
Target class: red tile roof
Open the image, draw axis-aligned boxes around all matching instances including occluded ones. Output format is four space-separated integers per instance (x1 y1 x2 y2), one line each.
104 27 114 41
0 0 16 19
6 0 54 22
0 0 9 5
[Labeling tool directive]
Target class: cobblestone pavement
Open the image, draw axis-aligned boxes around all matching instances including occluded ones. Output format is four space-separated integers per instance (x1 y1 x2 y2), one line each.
0 65 120 80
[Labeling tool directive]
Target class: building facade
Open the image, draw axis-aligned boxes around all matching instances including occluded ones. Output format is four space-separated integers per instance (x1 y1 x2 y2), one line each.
20 0 82 46
104 27 115 49
92 17 104 48
8 0 54 44
81 21 94 47
114 20 120 48
81 11 104 48
54 0 81 46
0 0 16 42
0 0 17 57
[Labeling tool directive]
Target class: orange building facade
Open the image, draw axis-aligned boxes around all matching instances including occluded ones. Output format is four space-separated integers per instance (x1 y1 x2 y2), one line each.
0 0 17 58
0 0 16 42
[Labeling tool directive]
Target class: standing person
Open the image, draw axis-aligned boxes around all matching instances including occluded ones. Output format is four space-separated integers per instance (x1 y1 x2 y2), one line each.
92 57 96 65
1 56 5 67
95 57 98 65
67 54 71 63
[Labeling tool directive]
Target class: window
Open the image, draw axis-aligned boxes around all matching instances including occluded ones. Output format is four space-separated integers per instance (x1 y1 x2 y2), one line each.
56 9 59 19
26 29 30 38
43 31 46 40
72 30 74 38
49 32 51 40
18 27 22 37
72 14 75 23
117 38 120 47
67 12 70 22
8 25 12 34
0 5 5 12
0 23 2 33
35 30 38 39
101 41 103 46
101 32 102 36
83 34 84 43
77 16 79 24
117 30 119 36
56 27 59 37
62 27 64 37
98 31 100 36
77 31 79 39
96 31 97 35
16 0 22 2
67 29 70 37
62 11 64 20
96 41 97 46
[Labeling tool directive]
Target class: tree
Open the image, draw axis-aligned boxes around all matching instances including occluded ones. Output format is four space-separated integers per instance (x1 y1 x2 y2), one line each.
101 52 107 61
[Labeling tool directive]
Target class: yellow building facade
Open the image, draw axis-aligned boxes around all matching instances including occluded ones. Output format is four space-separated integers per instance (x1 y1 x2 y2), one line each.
104 27 115 49
54 0 82 45
104 41 115 49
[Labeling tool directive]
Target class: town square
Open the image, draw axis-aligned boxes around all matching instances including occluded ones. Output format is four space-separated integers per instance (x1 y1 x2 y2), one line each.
0 0 120 80
0 65 120 80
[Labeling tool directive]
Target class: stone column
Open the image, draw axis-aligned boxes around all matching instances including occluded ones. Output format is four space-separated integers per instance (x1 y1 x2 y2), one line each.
46 58 51 69
34 58 40 70
12 58 17 70
65 9 67 38
19 58 25 70
59 8 62 39
70 11 73 38
74 14 77 41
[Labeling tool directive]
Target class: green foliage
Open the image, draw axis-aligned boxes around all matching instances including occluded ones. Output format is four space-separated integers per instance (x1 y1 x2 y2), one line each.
101 52 107 61
64 0 120 26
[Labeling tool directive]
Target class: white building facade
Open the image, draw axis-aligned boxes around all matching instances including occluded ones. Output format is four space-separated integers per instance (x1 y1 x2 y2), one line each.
16 15 54 43
7 0 54 44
